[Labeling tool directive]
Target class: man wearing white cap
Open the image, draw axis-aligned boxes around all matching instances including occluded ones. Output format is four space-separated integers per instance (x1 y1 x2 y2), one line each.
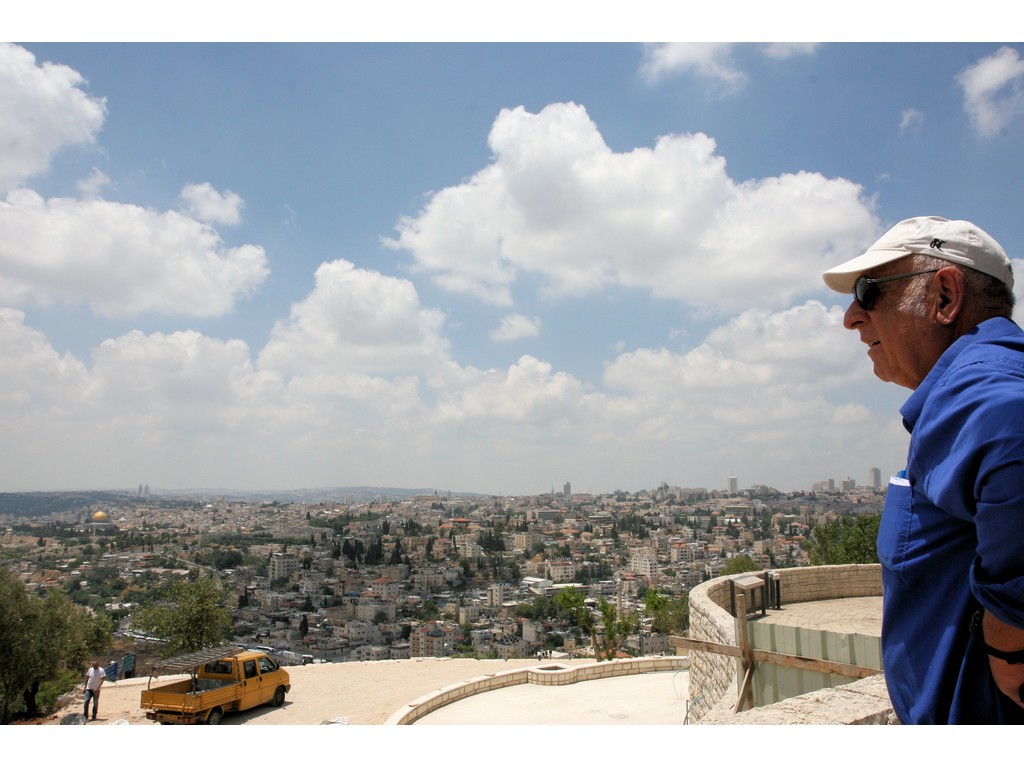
823 216 1024 724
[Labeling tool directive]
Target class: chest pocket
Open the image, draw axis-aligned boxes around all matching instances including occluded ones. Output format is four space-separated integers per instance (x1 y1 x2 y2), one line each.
878 477 913 572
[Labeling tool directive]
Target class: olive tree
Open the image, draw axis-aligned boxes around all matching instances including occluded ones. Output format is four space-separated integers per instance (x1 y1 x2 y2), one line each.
719 554 759 576
0 569 111 723
808 514 881 566
555 586 636 662
132 575 233 655
641 587 689 635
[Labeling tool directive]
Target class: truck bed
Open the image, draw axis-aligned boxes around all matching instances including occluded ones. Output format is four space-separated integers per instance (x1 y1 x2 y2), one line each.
141 677 241 716
145 677 234 695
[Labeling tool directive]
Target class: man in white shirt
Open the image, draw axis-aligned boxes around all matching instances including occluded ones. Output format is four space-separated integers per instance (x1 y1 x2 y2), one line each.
84 661 106 721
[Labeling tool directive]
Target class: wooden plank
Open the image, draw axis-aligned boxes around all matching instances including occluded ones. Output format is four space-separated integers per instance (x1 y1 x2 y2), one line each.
735 663 754 713
668 636 880 679
735 592 754 711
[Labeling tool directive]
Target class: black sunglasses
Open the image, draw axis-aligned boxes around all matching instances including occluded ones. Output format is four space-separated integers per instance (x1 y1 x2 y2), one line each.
853 268 941 310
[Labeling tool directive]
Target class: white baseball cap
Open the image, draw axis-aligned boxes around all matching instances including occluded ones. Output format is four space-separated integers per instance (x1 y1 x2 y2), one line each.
823 216 1013 294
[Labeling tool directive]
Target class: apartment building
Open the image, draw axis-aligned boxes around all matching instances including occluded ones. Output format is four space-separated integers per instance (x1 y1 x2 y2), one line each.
545 559 576 582
270 552 300 581
409 621 459 657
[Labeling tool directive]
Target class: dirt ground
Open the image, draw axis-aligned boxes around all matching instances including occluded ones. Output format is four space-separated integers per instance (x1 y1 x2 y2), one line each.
42 656 596 726
19 655 695 768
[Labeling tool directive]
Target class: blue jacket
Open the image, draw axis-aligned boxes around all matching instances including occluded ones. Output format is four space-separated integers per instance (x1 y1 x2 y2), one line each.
880 316 1024 723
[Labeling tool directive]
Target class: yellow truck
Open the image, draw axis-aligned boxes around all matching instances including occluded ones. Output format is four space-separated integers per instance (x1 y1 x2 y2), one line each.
140 645 291 724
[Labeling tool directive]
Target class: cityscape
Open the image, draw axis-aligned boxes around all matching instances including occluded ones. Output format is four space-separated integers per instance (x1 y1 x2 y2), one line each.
1 473 885 666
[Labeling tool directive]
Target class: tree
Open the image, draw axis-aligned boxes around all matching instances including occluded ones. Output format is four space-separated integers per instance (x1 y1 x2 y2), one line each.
642 587 690 635
719 554 759 576
515 594 558 621
479 530 505 552
22 589 111 717
132 576 233 655
0 569 110 723
555 587 636 661
364 537 384 565
416 601 440 622
808 514 881 565
389 538 404 565
210 548 243 570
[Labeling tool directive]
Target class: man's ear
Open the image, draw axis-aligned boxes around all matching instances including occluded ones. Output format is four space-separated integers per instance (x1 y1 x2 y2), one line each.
934 266 965 325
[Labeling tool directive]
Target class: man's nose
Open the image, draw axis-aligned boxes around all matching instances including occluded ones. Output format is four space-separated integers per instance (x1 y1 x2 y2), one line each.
843 299 866 329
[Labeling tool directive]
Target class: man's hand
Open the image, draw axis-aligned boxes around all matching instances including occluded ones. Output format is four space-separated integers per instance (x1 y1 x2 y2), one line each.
983 610 1024 708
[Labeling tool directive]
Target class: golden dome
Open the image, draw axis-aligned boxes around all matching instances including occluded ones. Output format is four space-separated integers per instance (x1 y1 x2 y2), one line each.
91 511 109 522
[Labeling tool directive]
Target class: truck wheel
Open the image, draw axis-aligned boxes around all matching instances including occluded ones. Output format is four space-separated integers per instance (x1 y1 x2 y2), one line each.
206 709 223 725
272 687 286 707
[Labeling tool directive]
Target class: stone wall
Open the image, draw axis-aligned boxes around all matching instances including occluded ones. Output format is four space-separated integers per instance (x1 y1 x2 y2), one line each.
772 563 882 603
686 564 885 723
699 673 895 725
383 656 687 725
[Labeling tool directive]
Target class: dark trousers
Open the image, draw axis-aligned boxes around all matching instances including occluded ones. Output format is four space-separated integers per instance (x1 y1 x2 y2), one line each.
84 688 100 718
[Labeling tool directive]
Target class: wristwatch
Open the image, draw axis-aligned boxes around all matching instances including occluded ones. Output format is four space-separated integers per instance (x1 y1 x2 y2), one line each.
969 608 1024 664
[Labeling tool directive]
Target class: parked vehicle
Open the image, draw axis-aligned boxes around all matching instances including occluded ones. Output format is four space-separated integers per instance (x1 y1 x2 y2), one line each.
140 645 290 724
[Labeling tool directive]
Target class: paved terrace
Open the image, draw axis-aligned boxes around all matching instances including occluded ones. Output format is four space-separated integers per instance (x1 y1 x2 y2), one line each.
752 595 882 635
43 596 884 727
412 595 883 725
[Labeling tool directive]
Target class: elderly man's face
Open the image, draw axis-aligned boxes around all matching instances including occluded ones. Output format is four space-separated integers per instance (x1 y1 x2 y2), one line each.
842 260 942 389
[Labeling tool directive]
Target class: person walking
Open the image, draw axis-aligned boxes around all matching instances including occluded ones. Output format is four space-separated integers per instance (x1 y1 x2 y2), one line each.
84 660 106 721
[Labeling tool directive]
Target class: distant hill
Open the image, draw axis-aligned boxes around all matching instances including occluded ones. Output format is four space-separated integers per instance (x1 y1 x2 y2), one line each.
156 486 492 504
0 486 493 518
0 490 139 519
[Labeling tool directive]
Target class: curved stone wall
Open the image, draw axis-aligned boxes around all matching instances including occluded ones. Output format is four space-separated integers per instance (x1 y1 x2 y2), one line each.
687 564 886 723
384 656 688 725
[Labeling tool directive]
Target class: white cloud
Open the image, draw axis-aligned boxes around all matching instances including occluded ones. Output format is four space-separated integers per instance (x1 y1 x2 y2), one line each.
957 46 1024 138
640 42 819 87
899 108 924 135
598 300 907 486
0 307 88 411
385 102 877 314
0 188 269 317
491 314 541 341
603 302 860 399
0 318 294 490
430 355 588 424
640 43 746 88
0 43 106 193
180 182 244 226
76 167 111 198
0 291 906 493
258 259 450 378
87 330 270 431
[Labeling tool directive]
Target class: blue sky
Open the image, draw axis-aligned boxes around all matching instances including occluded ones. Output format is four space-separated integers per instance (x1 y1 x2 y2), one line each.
4 34 1024 495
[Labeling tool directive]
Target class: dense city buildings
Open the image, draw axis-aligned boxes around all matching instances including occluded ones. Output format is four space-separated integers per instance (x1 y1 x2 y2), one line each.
1 477 885 665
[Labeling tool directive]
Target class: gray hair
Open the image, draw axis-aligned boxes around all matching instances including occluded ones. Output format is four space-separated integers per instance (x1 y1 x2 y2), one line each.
909 254 1015 317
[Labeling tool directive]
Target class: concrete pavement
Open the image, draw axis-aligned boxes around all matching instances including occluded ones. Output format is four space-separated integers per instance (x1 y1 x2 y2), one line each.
411 597 881 725
413 668 692 725
753 596 882 636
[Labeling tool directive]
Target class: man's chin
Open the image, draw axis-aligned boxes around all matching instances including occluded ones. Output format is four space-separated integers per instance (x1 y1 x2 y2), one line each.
872 365 917 390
